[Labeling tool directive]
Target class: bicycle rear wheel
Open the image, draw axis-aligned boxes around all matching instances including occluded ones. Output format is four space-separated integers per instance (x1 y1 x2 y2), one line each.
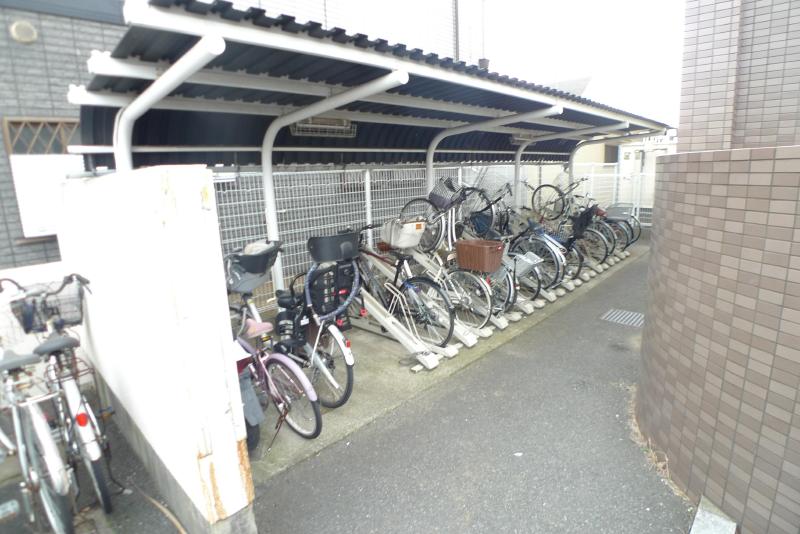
530 184 565 221
564 247 583 280
511 237 562 289
445 269 491 329
606 220 630 251
400 198 443 252
591 221 617 256
307 325 354 409
577 228 609 264
486 267 515 314
628 216 642 244
22 404 74 534
400 276 454 347
264 357 322 439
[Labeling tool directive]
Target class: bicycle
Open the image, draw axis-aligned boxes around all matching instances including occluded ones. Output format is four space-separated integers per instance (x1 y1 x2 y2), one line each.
273 232 360 409
355 224 456 348
226 241 322 451
0 348 73 533
3 274 113 516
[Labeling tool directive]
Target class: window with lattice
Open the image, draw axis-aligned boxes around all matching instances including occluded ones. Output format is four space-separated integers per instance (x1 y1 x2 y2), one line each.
2 118 80 155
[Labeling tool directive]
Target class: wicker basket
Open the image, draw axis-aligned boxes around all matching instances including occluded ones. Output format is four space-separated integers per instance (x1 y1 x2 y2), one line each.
455 239 504 273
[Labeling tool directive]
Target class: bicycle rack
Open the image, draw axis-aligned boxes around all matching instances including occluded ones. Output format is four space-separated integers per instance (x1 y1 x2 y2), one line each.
408 250 492 341
351 289 442 370
366 251 474 349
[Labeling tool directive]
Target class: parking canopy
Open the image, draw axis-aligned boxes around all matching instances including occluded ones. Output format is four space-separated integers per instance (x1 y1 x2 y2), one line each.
70 0 669 168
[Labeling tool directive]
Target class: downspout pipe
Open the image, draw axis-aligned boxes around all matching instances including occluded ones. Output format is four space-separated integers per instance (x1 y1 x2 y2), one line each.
512 122 629 207
568 129 666 181
426 105 563 189
112 35 226 171
262 70 410 289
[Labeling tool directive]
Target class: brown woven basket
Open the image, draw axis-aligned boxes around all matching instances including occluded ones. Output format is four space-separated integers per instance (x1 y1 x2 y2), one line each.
455 239 504 273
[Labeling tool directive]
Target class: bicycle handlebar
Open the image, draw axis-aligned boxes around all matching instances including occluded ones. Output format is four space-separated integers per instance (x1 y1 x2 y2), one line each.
0 274 89 297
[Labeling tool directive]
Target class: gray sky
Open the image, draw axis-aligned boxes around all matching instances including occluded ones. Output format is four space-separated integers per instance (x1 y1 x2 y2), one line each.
474 0 685 126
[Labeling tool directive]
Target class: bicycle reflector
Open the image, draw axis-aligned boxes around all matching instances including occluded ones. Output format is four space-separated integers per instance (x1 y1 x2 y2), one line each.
336 318 344 327
359 308 367 317
345 339 351 348
75 413 89 427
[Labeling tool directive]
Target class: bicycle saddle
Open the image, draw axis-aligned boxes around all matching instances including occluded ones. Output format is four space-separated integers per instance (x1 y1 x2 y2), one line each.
276 289 303 309
0 350 40 372
33 334 79 356
388 249 413 263
243 318 273 338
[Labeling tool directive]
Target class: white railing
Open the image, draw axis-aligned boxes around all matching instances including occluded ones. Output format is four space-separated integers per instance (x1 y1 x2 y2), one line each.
214 163 654 308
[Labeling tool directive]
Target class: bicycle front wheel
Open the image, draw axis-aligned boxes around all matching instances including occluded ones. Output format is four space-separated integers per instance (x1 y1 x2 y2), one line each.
628 216 642 244
531 184 565 221
265 358 322 439
446 269 492 329
511 237 562 289
486 267 515 314
22 404 74 534
564 247 583 280
308 325 354 409
400 276 454 347
607 220 631 251
591 221 617 256
400 198 443 252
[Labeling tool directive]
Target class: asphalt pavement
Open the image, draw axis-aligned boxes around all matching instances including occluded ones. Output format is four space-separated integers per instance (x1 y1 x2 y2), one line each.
253 251 694 533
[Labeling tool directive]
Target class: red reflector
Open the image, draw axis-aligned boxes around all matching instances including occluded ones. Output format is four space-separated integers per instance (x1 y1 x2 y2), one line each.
336 318 344 327
360 308 367 317
338 289 348 295
345 339 351 348
75 413 89 427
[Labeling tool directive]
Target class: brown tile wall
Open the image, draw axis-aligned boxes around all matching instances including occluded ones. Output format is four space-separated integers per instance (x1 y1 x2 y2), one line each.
678 0 800 152
638 145 800 534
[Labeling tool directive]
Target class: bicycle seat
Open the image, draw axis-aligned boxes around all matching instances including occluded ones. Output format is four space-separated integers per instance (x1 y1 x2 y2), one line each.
33 334 80 356
388 250 413 263
0 350 40 372
243 318 273 338
276 289 303 309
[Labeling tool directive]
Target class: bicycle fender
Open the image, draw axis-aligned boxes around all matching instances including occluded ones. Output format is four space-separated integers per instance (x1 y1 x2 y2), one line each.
238 373 266 426
326 324 355 366
267 353 319 402
60 376 103 462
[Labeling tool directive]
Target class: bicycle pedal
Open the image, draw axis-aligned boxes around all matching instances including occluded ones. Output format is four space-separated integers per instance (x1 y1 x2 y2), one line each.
0 499 20 522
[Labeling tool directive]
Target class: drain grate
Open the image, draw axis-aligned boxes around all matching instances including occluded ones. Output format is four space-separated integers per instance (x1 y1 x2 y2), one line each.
600 309 645 328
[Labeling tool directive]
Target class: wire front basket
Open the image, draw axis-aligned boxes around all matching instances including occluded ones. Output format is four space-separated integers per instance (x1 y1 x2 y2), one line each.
428 178 462 210
10 281 84 334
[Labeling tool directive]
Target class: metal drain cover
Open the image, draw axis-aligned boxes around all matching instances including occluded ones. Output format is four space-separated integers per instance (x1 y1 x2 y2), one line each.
600 309 644 328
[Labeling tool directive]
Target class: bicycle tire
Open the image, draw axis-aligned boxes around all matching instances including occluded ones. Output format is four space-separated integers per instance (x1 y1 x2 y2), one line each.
22 405 74 534
606 220 631 251
84 457 112 513
486 267 514 314
245 420 260 451
512 237 562 289
265 357 322 440
400 198 443 252
578 228 610 264
629 216 642 244
446 269 492 329
516 265 541 301
564 247 583 280
591 220 617 256
308 325 354 409
400 276 454 347
530 184 565 221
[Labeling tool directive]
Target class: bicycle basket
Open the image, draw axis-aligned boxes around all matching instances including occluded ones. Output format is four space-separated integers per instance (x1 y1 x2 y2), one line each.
10 282 84 333
381 219 425 249
428 178 461 210
605 203 634 219
307 232 359 263
455 239 504 273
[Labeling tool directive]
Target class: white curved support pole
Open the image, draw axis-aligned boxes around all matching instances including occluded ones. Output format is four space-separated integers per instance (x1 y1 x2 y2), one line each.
261 70 409 289
426 106 564 189
512 122 629 208
567 128 666 181
113 35 226 171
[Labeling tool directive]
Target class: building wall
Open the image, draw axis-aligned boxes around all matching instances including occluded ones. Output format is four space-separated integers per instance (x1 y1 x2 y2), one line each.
0 7 124 268
642 1 800 532
640 146 800 534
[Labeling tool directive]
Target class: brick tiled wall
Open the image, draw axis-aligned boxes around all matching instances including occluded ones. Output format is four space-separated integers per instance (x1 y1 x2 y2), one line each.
639 146 800 534
0 7 124 268
678 0 800 153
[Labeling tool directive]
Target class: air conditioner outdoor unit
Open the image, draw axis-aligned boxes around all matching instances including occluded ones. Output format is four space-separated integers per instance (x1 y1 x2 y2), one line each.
290 117 357 138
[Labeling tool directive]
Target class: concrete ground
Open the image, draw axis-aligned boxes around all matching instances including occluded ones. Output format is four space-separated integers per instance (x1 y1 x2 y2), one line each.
1 234 694 533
